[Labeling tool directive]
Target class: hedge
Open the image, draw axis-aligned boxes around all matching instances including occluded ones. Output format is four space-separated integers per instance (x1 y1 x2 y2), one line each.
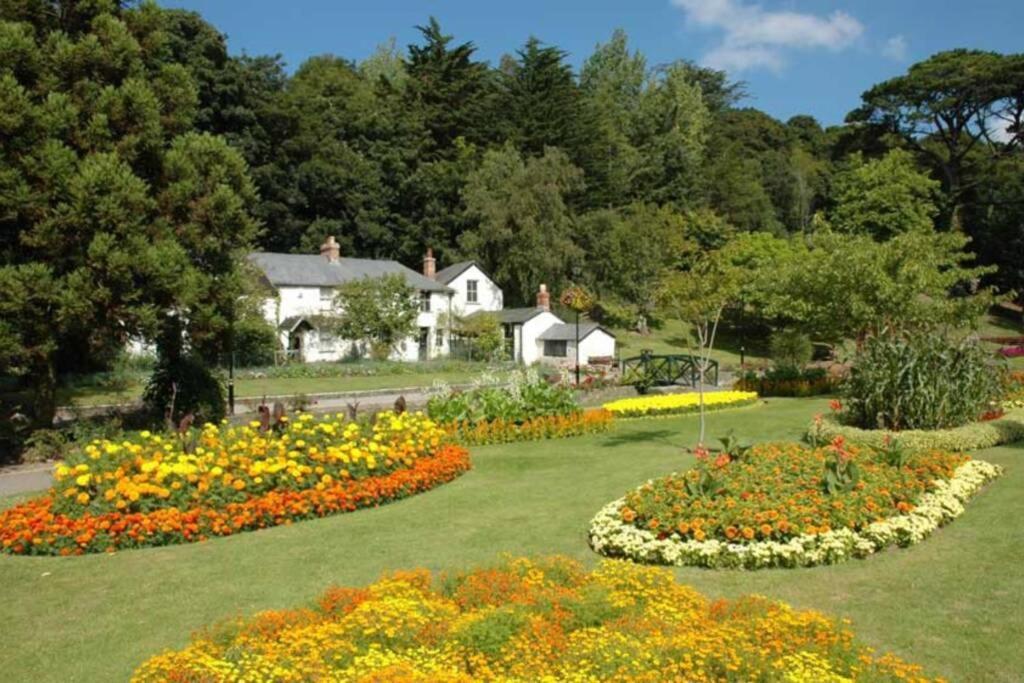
807 409 1024 452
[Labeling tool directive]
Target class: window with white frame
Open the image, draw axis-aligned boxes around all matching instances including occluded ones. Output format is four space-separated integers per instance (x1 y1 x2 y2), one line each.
319 287 333 310
466 279 478 303
419 290 431 312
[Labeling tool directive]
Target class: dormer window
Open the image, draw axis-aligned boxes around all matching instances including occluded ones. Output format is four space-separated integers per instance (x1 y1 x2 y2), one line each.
466 279 478 304
420 291 431 312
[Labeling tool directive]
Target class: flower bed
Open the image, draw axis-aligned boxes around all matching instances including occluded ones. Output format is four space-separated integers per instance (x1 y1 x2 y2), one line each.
603 390 758 418
734 367 838 397
132 556 936 682
998 345 1024 358
590 441 1002 569
447 408 613 446
808 410 1024 452
0 412 470 555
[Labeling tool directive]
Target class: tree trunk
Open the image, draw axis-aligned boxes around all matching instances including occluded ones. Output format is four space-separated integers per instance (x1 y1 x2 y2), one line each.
30 357 58 430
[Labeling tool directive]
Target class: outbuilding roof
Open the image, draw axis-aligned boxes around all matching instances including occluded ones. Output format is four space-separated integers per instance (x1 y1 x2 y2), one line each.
469 307 551 324
249 253 453 293
536 322 614 342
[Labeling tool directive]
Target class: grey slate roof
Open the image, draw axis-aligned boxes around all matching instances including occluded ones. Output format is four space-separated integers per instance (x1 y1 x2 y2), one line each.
249 253 452 293
469 307 549 324
537 322 614 341
434 261 476 285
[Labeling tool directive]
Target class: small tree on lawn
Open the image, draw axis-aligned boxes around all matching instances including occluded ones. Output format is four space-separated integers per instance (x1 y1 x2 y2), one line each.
331 274 420 360
453 312 505 360
656 251 741 446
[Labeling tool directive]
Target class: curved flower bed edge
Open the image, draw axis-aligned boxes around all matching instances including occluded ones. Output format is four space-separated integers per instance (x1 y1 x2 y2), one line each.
589 458 1002 569
0 445 470 556
808 410 1024 452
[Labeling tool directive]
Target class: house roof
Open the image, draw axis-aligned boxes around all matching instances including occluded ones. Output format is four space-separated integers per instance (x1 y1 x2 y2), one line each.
434 261 476 285
249 253 452 293
469 307 550 324
537 322 614 342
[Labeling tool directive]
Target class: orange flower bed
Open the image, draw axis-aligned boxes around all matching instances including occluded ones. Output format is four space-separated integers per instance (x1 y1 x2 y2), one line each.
447 408 613 445
133 556 939 682
0 445 469 556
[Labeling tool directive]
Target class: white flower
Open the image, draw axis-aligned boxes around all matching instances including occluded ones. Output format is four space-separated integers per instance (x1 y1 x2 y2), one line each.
588 460 1003 570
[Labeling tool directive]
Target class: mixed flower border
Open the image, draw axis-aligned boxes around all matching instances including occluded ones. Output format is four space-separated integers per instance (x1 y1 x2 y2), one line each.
808 410 1024 452
444 408 613 445
0 445 470 556
589 458 1003 569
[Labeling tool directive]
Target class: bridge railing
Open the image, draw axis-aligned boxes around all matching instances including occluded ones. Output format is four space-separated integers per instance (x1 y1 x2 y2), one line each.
620 352 719 390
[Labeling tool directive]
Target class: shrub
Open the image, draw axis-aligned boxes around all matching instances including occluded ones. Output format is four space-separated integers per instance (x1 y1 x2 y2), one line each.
232 315 278 367
734 366 837 397
143 355 225 426
427 369 577 425
769 328 813 370
132 556 938 682
807 410 1024 452
840 331 1001 430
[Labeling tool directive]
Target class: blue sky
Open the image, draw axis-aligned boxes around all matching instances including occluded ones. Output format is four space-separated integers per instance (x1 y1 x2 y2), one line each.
163 0 1023 126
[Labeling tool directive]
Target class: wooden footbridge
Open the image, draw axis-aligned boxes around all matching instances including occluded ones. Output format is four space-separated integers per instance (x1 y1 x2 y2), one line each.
620 351 719 391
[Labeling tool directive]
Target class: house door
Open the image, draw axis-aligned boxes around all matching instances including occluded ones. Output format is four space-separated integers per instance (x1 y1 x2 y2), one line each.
418 327 429 361
288 332 303 363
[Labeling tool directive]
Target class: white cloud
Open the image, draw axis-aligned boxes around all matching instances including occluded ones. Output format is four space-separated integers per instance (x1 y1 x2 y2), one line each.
882 34 907 61
672 0 864 73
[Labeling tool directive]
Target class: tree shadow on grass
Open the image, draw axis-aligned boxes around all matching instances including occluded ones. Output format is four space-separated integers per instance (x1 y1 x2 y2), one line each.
597 428 686 449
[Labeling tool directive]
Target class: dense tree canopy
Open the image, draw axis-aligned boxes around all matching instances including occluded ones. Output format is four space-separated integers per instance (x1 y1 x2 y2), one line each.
3 1 1024 431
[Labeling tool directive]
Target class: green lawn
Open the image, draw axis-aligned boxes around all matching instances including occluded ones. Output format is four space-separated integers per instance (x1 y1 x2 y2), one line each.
58 370 480 407
609 317 770 368
0 398 1020 681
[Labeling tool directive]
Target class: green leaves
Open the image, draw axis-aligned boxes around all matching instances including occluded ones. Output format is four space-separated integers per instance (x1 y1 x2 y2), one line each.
331 274 420 356
829 150 941 240
842 331 1002 431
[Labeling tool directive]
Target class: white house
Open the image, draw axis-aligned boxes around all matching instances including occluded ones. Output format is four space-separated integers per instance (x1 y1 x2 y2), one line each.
468 285 616 366
249 236 615 366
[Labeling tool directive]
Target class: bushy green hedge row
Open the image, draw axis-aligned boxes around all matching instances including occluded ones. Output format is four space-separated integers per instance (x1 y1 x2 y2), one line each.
807 410 1024 452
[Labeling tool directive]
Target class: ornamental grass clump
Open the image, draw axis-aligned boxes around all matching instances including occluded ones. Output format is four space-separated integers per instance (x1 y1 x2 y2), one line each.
841 331 1001 431
132 556 939 682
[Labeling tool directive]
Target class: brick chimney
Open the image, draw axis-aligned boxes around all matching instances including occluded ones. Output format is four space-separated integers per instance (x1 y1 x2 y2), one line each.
536 283 550 311
423 247 436 279
320 235 340 262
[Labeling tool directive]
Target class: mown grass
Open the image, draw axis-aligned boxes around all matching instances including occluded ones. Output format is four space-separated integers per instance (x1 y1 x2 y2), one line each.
57 370 480 407
0 398 1020 681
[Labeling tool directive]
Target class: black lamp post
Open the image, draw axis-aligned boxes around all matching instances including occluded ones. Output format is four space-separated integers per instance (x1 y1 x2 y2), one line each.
575 306 581 386
572 266 582 386
227 312 235 416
